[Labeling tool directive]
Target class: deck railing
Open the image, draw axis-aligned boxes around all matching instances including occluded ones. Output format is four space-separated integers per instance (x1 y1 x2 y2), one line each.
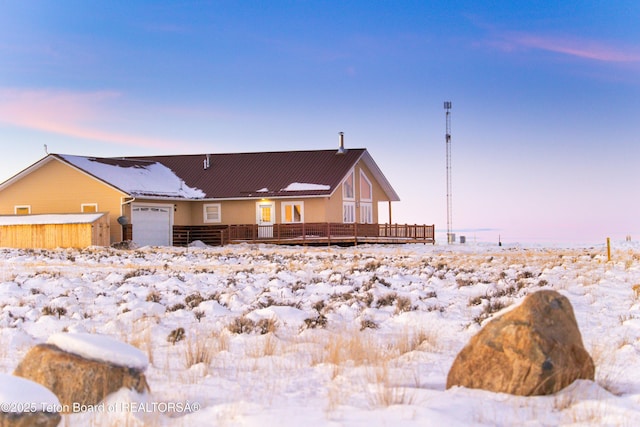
226 222 435 244
172 223 435 246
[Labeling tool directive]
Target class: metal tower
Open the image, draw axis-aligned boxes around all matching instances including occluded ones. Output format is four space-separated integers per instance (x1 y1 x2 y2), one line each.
444 101 453 244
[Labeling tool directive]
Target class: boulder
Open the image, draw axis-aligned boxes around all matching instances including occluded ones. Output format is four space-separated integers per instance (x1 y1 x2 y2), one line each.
13 333 149 413
0 411 60 427
0 373 61 427
446 290 594 396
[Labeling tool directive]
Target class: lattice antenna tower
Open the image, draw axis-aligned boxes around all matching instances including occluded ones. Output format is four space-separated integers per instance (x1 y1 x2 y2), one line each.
444 101 453 244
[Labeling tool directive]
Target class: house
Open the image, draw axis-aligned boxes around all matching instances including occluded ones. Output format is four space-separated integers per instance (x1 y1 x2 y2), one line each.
0 139 434 247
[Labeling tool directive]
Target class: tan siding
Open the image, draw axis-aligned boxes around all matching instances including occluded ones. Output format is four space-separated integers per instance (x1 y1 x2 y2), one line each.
172 201 192 225
325 191 344 223
296 198 328 222
0 159 126 243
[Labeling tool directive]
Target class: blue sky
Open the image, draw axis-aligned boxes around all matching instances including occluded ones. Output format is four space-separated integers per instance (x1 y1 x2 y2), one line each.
1 1 638 244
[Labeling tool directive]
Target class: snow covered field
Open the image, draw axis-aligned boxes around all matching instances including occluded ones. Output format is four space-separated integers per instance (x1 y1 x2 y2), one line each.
1 241 639 426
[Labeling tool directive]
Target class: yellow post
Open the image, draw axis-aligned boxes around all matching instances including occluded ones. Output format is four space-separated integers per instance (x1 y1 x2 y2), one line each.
607 237 611 262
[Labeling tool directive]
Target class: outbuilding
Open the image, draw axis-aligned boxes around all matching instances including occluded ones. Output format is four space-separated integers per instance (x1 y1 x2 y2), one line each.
0 213 110 249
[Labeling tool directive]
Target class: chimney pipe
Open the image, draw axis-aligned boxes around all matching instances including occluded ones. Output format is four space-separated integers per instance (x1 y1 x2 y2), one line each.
337 132 345 154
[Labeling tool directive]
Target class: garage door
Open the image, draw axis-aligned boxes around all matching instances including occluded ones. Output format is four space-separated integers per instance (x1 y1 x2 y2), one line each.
131 205 172 246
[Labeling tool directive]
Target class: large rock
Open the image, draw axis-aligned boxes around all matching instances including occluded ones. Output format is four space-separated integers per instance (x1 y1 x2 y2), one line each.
13 333 149 413
0 373 61 427
0 413 60 427
446 290 595 396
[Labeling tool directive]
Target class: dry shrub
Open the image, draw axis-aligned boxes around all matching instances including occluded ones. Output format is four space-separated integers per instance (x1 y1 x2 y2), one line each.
146 290 161 303
360 319 379 331
185 292 204 308
590 342 626 396
303 313 328 329
167 327 185 344
392 328 441 355
228 316 256 334
246 334 279 358
321 331 390 366
395 296 413 313
376 292 397 308
365 362 416 408
127 315 158 366
184 334 215 368
256 318 278 335
228 316 278 334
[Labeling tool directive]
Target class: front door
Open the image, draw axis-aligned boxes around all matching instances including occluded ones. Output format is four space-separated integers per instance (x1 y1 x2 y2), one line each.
256 201 274 238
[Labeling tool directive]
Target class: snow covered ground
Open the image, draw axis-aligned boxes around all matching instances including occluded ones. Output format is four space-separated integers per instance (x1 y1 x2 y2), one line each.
1 240 639 426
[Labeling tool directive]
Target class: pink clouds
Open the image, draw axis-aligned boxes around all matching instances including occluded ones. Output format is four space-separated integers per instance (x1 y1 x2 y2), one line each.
488 31 640 63
0 88 180 150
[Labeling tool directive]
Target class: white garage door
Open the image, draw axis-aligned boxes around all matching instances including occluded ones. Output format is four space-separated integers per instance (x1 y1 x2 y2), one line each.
131 204 173 246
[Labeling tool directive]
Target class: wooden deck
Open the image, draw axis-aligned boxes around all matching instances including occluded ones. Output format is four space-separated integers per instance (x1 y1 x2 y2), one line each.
173 223 435 246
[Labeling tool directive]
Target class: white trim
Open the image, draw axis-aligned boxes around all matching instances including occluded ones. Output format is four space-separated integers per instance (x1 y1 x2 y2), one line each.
281 201 304 223
256 201 275 238
203 203 222 223
343 202 355 223
256 201 275 225
360 202 373 224
359 170 373 202
342 169 355 200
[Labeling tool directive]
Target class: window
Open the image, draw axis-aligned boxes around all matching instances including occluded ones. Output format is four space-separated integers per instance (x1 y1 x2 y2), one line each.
282 202 304 223
343 170 355 200
343 202 355 223
14 205 30 215
81 203 98 213
203 204 221 223
360 203 373 224
360 171 372 201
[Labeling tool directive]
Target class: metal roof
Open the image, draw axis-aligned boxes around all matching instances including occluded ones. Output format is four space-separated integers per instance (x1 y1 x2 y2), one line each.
43 148 399 201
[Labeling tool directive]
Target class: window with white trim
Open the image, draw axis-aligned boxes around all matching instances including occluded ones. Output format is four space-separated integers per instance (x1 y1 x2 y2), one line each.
360 170 372 201
282 201 304 223
360 203 373 224
343 202 355 223
81 203 98 213
14 205 30 215
203 203 222 223
343 170 355 200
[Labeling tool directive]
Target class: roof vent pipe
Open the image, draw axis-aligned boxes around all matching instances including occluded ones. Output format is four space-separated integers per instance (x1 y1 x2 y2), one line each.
337 132 346 155
204 154 211 170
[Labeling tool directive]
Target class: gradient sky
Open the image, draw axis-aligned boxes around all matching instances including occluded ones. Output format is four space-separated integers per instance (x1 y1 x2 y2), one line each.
1 1 638 244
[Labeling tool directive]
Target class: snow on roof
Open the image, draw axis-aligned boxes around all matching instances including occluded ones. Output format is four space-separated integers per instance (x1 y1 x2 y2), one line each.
0 374 61 412
59 154 205 199
0 213 105 226
281 182 331 192
47 332 149 370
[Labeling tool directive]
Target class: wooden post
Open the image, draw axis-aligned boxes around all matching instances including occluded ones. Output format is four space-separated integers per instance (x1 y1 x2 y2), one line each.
326 223 330 242
354 221 358 246
388 201 392 225
607 237 611 262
